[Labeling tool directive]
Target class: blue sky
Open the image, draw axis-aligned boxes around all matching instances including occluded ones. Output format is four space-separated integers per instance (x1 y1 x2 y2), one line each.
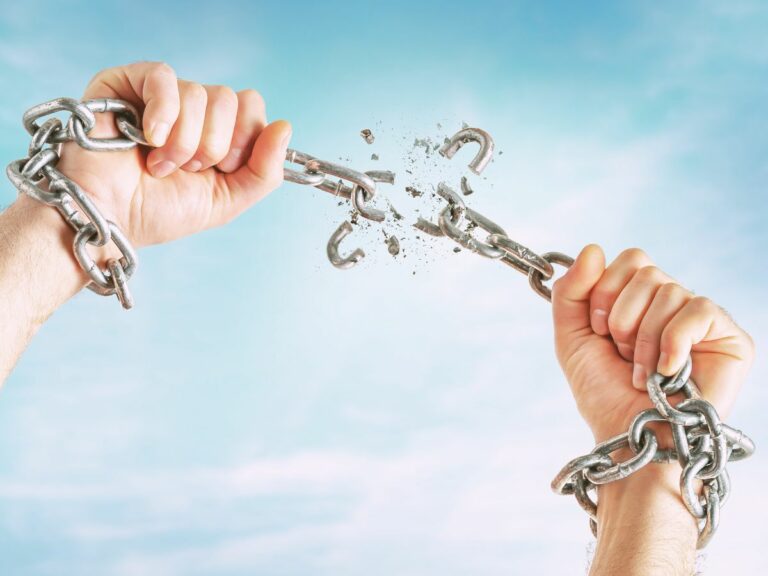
1 1 767 574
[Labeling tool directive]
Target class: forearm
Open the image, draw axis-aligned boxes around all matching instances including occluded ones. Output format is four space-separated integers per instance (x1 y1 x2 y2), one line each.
591 457 698 576
0 195 87 384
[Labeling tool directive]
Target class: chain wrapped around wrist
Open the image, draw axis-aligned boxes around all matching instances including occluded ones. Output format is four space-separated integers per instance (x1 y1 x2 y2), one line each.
551 356 755 548
6 98 146 309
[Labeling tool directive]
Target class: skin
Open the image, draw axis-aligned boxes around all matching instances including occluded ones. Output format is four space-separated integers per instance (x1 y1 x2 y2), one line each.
0 62 755 575
552 245 754 575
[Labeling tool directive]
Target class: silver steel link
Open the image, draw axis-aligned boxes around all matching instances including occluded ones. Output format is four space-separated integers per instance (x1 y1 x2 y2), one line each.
439 127 495 175
676 398 729 480
9 97 147 308
28 118 63 158
699 483 721 549
586 430 659 484
23 97 96 140
487 234 555 277
551 452 613 496
327 221 365 269
69 99 144 151
528 252 574 302
554 351 755 548
50 177 112 247
9 100 756 550
73 221 138 295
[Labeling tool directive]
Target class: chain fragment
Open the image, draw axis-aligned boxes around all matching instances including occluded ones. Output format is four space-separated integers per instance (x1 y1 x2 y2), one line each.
327 221 365 269
360 128 375 144
439 127 495 175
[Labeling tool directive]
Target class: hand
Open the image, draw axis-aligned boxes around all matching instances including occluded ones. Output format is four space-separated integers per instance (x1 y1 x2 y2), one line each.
551 244 754 444
54 61 292 248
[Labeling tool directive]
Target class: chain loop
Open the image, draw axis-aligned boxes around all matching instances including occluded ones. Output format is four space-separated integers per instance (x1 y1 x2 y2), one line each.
553 353 755 548
8 97 147 308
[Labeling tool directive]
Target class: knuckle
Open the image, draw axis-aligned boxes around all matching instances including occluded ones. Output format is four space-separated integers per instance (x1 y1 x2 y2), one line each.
656 281 683 299
184 82 208 106
634 265 664 283
238 88 266 114
87 67 111 88
148 61 175 78
690 295 716 314
209 84 238 107
619 247 649 264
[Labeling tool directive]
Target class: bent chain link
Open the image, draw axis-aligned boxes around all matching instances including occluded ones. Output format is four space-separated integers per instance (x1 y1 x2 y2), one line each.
281 126 756 549
8 103 755 549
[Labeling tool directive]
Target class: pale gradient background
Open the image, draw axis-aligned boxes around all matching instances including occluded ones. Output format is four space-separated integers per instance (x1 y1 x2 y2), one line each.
1 1 767 574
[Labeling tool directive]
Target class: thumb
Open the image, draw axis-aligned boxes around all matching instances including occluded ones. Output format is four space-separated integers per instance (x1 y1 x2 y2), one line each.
215 119 292 221
551 244 605 362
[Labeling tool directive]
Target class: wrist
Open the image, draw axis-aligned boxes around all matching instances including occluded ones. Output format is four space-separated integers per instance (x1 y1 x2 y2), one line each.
4 194 90 306
591 454 699 576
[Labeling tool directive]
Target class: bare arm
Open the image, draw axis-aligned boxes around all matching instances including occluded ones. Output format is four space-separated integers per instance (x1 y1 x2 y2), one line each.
591 453 698 575
0 196 88 383
0 61 291 387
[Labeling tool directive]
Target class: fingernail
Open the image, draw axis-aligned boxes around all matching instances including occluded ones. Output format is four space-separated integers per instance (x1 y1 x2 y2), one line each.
658 352 670 372
150 160 176 178
186 160 203 172
633 363 647 388
280 126 293 149
229 148 244 162
592 308 608 332
149 122 170 147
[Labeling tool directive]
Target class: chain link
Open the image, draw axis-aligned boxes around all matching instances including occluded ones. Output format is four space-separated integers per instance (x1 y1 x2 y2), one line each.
7 102 756 549
552 356 755 548
8 98 146 309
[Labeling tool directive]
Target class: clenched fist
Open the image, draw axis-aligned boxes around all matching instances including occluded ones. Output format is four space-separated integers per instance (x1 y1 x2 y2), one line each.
54 61 293 248
551 244 754 444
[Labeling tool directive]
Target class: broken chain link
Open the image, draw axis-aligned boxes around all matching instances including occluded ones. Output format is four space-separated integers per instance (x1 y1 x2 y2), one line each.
312 124 755 550
6 102 755 549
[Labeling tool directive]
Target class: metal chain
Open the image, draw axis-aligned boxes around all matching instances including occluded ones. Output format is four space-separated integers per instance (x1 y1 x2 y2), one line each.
551 356 755 548
7 98 394 307
7 102 755 548
300 124 754 549
7 97 146 309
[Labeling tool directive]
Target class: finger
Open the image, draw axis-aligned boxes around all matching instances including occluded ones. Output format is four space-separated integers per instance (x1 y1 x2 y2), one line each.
658 296 747 377
217 89 267 174
209 119 292 226
146 81 208 179
83 61 180 146
631 282 692 389
659 297 753 416
590 248 653 337
607 265 673 362
181 85 238 172
551 244 605 364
